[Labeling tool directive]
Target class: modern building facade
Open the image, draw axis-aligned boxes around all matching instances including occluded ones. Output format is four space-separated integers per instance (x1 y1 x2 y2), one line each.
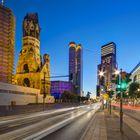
130 62 140 84
69 42 83 96
0 3 15 83
97 42 117 96
51 81 75 99
15 13 50 95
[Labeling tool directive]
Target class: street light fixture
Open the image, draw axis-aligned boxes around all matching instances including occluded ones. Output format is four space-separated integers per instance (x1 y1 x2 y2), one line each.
113 68 124 132
99 71 104 77
98 70 105 109
115 69 120 75
115 68 123 132
41 72 47 111
119 68 123 132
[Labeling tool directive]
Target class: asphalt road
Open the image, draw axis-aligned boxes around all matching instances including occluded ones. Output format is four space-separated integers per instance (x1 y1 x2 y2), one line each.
42 109 97 140
0 103 101 140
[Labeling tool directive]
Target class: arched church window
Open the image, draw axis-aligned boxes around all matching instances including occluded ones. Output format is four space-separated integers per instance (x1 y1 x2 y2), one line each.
23 64 29 73
23 78 30 87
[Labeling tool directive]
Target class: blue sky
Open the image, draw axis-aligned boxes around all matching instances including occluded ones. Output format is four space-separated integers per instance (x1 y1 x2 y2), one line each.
5 0 140 95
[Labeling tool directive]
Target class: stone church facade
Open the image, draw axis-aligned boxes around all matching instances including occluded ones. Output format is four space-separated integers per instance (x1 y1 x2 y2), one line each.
15 13 50 96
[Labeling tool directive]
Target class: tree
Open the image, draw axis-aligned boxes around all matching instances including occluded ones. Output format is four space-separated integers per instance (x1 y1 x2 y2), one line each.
116 92 128 99
61 91 78 103
61 91 70 102
129 82 140 104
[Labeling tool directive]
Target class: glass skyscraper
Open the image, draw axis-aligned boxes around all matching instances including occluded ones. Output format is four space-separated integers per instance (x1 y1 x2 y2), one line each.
97 42 117 96
69 42 83 96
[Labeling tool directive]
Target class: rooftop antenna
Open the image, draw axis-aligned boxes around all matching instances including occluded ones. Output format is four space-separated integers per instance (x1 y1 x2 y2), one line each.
1 0 4 5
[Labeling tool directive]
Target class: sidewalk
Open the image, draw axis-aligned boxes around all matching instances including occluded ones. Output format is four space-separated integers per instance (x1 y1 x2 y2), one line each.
80 110 107 140
104 109 140 140
81 108 140 140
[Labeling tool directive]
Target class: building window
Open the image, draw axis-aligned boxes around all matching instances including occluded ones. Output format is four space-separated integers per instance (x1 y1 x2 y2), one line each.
23 78 30 87
23 64 29 73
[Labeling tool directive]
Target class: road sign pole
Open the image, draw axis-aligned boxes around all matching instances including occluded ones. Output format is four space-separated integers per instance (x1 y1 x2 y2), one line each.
43 72 46 111
110 98 111 115
120 68 123 132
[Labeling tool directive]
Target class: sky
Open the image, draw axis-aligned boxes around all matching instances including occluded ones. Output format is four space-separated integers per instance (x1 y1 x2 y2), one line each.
4 0 140 96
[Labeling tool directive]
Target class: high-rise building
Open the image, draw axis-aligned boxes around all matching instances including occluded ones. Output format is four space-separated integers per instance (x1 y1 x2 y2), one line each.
69 42 83 96
15 13 50 95
0 3 15 83
69 42 77 85
97 42 117 96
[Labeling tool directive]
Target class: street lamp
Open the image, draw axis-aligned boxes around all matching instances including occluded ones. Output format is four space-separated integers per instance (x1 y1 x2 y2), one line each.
115 68 123 132
114 68 124 132
41 72 47 111
101 88 104 92
115 69 120 75
108 88 112 115
98 70 105 109
119 69 123 132
99 71 104 77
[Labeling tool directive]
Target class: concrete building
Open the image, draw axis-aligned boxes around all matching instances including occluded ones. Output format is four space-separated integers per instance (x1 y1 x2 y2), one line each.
97 42 117 96
51 81 75 99
69 42 83 96
0 3 15 83
0 82 54 105
130 62 140 84
15 13 50 95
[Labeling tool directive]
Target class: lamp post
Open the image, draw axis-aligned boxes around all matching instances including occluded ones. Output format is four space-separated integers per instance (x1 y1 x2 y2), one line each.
117 68 123 132
42 72 46 111
115 69 120 99
99 71 105 109
114 68 123 132
108 88 112 115
99 71 104 77
108 67 120 115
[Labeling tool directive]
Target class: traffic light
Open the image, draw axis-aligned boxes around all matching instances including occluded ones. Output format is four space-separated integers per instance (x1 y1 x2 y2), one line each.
120 81 127 91
115 72 130 92
121 73 130 91
69 73 73 81
116 82 127 92
116 84 121 92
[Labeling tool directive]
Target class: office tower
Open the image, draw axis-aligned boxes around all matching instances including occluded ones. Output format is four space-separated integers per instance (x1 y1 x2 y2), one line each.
0 3 15 83
76 44 83 95
69 42 83 95
97 42 117 96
